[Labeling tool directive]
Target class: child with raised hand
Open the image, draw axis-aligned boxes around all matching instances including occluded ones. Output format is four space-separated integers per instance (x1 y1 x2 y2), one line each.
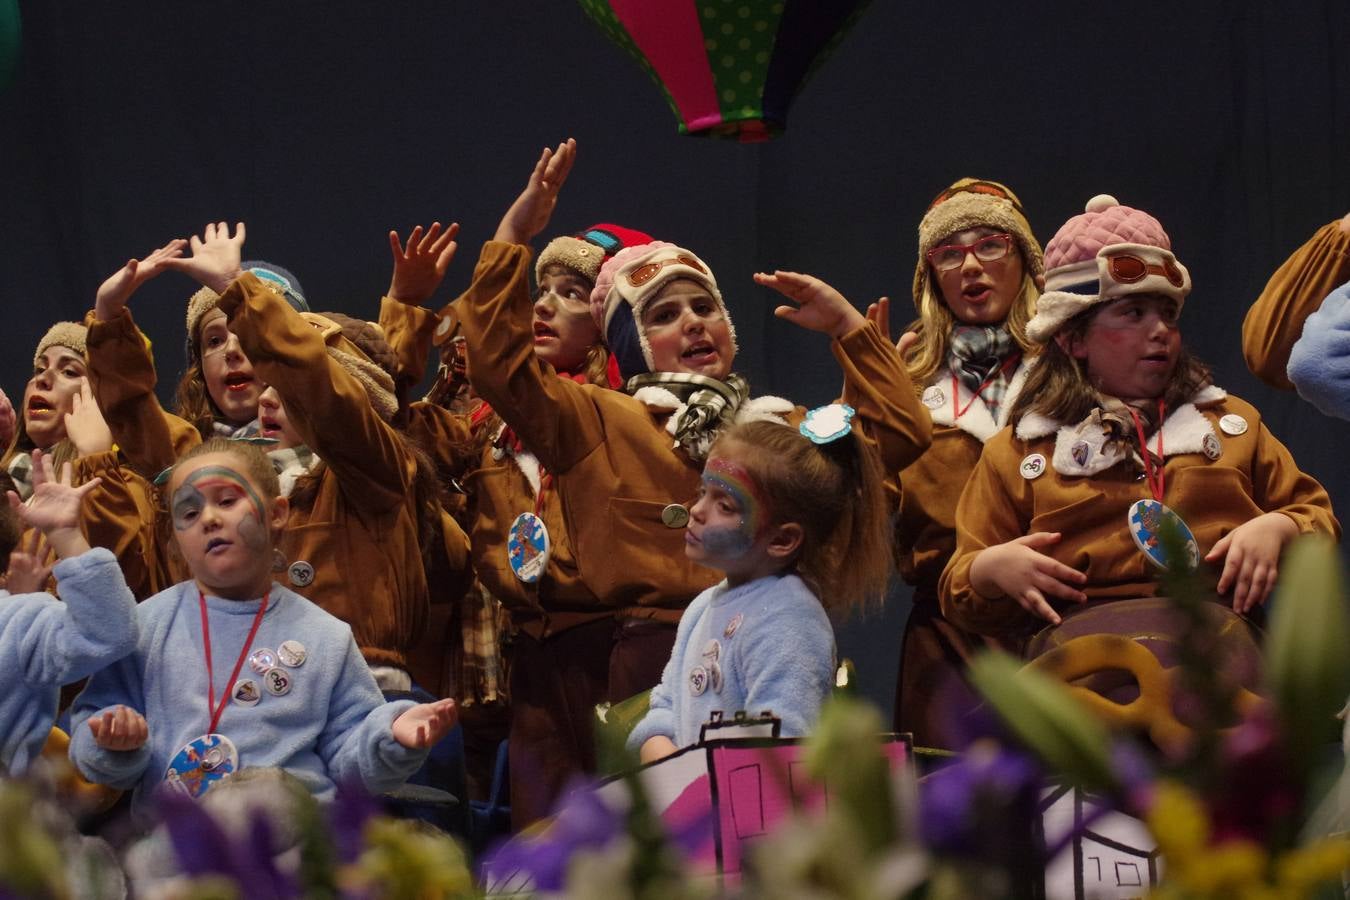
940 196 1338 638
628 411 892 762
3 323 167 598
459 140 928 823
69 438 456 810
0 449 137 773
86 234 311 480
380 210 655 825
154 222 456 694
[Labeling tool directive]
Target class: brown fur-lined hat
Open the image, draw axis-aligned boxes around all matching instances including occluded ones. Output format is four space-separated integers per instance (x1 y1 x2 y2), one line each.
33 322 89 367
912 178 1044 311
300 312 398 422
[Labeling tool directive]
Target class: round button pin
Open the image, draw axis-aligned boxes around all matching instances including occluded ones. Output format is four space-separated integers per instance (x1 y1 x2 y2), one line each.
232 679 261 707
661 504 690 528
263 667 292 697
922 385 945 410
288 560 315 588
278 640 307 668
1219 414 1248 436
248 648 278 675
688 665 709 697
1202 432 1222 460
1020 453 1047 480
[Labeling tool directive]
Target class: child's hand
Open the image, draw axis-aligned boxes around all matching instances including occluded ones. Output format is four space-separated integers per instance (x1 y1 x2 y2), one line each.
88 706 148 752
1205 512 1300 614
865 297 920 356
7 449 99 558
492 139 577 246
968 533 1088 625
639 735 678 764
755 271 869 341
64 379 114 456
2 530 53 594
391 697 458 749
0 388 14 449
94 238 188 322
161 222 246 295
387 222 460 305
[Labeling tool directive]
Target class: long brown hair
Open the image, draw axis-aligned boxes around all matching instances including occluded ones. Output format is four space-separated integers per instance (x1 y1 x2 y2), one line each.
716 419 892 614
173 359 223 441
903 269 1041 390
1006 307 1212 427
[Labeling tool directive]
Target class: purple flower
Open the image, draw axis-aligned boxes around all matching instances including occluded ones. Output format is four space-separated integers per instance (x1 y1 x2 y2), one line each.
919 742 1042 862
330 778 381 864
481 780 625 891
157 789 298 899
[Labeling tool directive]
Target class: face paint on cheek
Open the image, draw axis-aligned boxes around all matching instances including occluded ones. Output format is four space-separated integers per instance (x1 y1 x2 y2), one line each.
701 457 768 559
176 465 270 548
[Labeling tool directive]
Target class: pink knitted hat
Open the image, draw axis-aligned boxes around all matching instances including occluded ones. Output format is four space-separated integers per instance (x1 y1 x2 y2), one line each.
590 241 737 380
1026 194 1191 342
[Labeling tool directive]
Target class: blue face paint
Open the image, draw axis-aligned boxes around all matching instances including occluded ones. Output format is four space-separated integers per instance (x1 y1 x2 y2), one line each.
695 457 766 560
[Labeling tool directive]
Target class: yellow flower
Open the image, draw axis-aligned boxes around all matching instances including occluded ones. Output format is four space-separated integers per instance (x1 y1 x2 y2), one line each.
1146 781 1210 859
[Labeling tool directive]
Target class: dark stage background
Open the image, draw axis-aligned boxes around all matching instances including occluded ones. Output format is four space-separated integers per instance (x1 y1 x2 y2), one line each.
2 2 1348 716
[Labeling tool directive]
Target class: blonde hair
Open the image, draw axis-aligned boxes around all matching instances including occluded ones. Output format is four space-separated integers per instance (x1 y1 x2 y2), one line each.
903 268 1041 388
714 420 892 614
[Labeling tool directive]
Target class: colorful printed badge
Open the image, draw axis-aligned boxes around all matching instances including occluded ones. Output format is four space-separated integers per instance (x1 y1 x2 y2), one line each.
799 403 856 444
1127 499 1199 571
164 733 239 799
508 512 551 583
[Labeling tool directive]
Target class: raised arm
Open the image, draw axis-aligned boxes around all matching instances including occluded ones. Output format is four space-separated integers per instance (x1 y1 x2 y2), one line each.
382 222 460 388
87 240 200 478
754 270 932 475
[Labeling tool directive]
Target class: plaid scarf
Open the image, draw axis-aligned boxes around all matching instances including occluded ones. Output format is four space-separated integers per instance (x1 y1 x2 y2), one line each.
213 417 262 440
6 452 32 501
626 372 751 462
454 582 511 706
267 444 320 497
949 325 1019 420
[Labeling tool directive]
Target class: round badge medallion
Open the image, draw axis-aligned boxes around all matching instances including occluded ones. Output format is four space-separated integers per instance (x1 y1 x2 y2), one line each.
165 733 239 799
1127 499 1199 571
507 512 551 583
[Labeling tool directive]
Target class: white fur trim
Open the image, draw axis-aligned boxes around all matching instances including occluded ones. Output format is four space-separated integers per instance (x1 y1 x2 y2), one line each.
1026 290 1098 343
928 360 1031 442
1021 384 1231 477
511 450 544 498
632 385 684 412
734 394 794 423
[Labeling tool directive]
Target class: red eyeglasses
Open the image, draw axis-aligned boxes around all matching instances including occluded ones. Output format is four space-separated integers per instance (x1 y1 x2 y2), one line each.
926 233 1015 273
627 255 707 287
1106 254 1185 288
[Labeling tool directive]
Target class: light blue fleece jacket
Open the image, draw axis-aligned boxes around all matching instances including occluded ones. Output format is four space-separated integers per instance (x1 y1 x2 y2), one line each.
70 580 426 812
1288 281 1350 420
0 547 137 773
627 573 835 751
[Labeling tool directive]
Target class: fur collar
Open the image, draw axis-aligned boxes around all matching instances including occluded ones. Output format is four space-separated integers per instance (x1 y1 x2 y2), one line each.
1015 384 1228 477
632 386 795 444
489 421 544 497
926 358 1032 442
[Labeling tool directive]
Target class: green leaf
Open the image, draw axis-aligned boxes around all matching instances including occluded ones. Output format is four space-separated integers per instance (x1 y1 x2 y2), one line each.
1265 535 1350 768
969 652 1117 790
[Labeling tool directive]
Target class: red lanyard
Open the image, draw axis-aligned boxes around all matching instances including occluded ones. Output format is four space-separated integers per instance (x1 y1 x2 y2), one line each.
1127 400 1167 502
198 589 270 734
950 354 1021 420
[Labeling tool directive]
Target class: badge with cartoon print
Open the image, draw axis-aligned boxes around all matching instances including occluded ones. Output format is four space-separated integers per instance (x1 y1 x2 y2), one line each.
689 665 709 697
1127 499 1199 571
507 512 551 583
232 679 261 707
277 639 306 668
165 733 239 799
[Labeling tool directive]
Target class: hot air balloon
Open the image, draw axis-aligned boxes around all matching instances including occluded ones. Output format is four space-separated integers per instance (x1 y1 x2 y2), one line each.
0 0 18 93
578 0 871 142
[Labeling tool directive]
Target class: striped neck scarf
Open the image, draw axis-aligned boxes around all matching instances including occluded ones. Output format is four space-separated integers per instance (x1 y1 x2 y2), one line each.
948 325 1018 419
626 372 751 461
